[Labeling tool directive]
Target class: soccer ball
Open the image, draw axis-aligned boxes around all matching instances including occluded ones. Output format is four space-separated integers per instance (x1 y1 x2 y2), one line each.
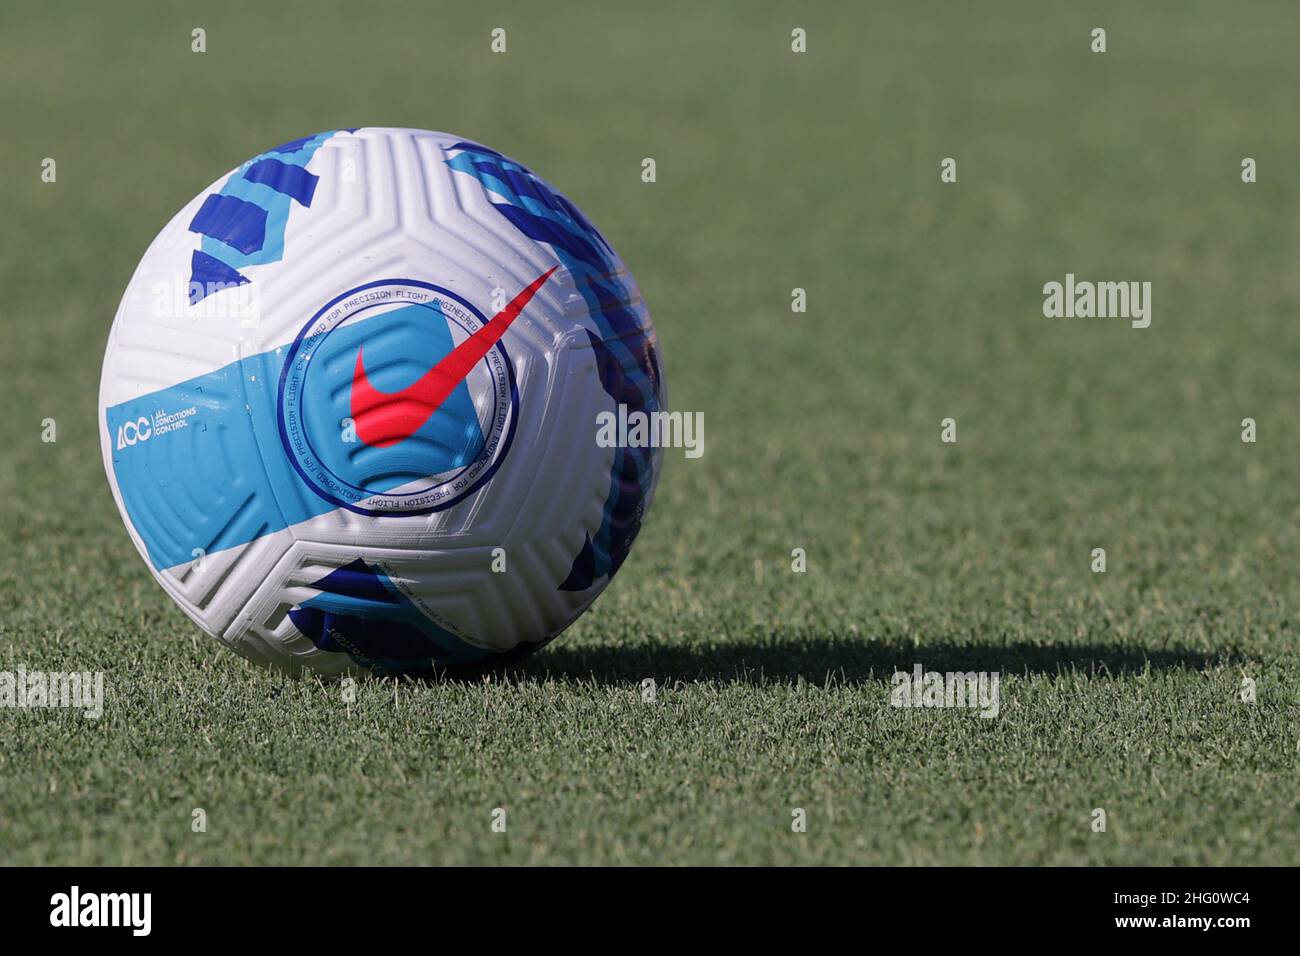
99 128 664 677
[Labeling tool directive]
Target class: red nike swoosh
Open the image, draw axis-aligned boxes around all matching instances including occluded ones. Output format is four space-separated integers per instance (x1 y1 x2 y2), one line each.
350 266 557 448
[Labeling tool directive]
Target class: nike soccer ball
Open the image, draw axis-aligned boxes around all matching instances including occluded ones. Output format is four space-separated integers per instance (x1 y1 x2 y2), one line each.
99 128 664 677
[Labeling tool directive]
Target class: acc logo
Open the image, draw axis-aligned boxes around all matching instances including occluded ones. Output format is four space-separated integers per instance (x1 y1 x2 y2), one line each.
115 417 152 449
276 275 550 516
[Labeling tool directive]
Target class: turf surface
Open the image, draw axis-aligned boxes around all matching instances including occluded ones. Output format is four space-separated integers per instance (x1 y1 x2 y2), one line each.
1 0 1298 865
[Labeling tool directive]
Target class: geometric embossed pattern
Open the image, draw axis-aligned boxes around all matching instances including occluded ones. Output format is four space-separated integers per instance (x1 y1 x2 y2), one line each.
99 128 664 676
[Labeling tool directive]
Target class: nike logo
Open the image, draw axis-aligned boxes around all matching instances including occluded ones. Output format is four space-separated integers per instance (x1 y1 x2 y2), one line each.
350 266 557 448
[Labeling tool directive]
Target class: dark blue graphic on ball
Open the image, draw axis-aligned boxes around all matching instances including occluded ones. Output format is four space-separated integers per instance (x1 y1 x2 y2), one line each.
187 130 344 303
289 559 491 673
444 141 662 591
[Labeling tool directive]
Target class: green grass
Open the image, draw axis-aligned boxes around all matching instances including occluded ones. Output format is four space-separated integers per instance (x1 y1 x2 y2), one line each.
2 0 1299 864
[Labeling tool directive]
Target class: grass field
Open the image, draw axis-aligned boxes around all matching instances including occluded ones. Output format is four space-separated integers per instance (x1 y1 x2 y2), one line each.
2 0 1299 865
